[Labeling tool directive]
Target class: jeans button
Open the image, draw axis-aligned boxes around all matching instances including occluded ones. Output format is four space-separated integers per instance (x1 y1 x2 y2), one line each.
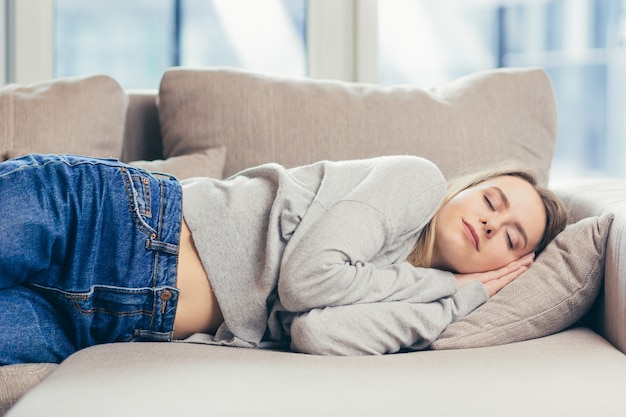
160 290 172 302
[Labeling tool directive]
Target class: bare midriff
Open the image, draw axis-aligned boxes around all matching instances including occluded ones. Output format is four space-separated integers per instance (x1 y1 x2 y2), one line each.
173 219 224 339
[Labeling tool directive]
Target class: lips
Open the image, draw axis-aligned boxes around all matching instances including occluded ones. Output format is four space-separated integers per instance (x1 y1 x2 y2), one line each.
463 220 479 250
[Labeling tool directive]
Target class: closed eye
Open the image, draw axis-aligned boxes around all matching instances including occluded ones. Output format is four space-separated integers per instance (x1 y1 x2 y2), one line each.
484 196 495 211
506 232 513 249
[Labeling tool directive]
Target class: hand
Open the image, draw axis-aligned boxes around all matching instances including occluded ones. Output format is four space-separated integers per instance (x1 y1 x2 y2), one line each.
453 253 535 298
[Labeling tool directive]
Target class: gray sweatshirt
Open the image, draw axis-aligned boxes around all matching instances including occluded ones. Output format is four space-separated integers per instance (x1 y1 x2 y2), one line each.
181 156 488 355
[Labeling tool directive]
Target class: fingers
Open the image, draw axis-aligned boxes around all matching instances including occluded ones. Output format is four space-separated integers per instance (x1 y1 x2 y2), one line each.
486 252 535 282
478 263 521 284
455 252 536 294
484 264 529 298
517 252 535 268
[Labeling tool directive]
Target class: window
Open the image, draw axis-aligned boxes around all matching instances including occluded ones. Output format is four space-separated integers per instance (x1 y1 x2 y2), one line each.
179 0 306 77
54 0 308 89
378 0 626 178
9 0 626 178
55 0 174 89
378 0 498 86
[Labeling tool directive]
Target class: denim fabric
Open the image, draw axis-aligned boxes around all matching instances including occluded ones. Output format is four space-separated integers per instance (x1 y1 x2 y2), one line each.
0 154 182 365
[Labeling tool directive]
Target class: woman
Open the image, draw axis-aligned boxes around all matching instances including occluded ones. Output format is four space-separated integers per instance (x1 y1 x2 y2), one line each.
0 153 566 363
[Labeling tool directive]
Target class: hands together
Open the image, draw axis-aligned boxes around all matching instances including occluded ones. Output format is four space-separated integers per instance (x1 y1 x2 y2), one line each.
454 253 535 298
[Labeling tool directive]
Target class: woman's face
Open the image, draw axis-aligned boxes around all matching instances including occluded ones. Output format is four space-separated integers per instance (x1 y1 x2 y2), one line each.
430 175 546 273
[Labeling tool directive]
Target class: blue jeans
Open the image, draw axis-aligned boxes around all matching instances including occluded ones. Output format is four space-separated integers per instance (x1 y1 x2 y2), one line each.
0 154 182 365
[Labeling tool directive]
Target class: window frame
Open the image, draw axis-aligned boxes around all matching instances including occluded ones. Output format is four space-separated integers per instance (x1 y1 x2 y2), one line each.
307 0 378 82
1 0 7 84
6 0 376 85
3 0 54 85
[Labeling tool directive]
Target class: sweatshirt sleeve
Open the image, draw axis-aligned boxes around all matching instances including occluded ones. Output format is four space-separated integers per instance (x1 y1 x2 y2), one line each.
290 281 488 355
278 157 449 312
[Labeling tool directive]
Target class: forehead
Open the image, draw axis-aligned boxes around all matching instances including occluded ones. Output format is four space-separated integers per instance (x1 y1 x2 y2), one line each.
477 175 536 196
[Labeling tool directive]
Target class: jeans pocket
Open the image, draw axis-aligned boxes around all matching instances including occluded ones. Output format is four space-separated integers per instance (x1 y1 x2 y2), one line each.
130 173 152 218
69 285 155 316
28 283 164 346
120 166 156 237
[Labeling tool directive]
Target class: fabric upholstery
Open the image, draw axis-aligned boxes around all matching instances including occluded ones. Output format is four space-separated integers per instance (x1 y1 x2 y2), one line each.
0 363 57 416
121 91 163 163
432 213 614 349
157 67 558 182
552 177 626 354
7 328 626 417
129 146 227 180
0 75 127 160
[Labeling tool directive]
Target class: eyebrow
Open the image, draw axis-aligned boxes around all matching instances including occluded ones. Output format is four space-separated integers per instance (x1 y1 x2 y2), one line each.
492 186 529 249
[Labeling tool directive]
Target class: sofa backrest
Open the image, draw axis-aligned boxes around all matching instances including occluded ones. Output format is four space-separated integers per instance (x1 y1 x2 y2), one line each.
121 91 163 163
1 67 557 184
123 67 558 184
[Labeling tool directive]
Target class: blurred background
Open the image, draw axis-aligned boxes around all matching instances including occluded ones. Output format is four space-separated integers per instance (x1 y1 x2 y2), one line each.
2 0 625 180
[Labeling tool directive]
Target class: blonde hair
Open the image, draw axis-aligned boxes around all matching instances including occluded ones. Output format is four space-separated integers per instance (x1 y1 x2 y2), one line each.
406 162 568 269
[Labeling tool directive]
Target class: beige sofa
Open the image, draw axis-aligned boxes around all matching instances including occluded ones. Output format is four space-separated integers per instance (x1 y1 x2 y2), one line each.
1 67 625 417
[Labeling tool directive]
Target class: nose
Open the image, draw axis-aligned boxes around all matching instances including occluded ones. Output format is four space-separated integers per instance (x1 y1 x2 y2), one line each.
481 219 500 237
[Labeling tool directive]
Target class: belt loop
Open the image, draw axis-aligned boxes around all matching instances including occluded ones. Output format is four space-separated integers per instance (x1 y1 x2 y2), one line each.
146 235 179 255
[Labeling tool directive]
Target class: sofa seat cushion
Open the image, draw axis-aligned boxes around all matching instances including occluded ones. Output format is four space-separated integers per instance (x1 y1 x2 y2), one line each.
7 327 626 417
0 363 57 416
0 75 128 160
158 67 557 182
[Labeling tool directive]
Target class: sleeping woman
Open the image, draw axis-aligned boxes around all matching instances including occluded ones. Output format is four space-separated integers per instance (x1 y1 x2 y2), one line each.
0 153 567 364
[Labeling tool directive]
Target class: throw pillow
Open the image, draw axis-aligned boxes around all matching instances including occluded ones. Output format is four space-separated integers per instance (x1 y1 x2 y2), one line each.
129 147 227 180
157 67 557 182
431 213 614 350
0 75 127 160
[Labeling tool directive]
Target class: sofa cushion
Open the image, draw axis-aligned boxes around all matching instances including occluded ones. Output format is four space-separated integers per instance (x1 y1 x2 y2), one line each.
0 363 57 416
7 329 626 417
432 213 614 349
129 146 227 180
0 75 127 160
157 67 557 182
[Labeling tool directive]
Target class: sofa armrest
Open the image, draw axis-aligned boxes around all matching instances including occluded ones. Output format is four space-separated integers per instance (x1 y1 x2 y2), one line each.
551 178 626 354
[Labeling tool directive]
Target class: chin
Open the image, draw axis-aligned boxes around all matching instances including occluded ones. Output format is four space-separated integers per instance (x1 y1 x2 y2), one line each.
450 265 473 274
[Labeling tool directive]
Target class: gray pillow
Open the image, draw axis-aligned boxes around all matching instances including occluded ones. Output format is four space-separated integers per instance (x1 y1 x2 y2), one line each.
432 213 614 350
0 75 128 160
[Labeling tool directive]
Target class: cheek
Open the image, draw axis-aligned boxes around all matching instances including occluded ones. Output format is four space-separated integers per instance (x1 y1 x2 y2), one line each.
472 243 517 272
438 194 472 219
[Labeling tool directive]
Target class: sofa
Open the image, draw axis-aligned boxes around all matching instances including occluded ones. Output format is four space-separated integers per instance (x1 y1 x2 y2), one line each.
1 66 625 417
